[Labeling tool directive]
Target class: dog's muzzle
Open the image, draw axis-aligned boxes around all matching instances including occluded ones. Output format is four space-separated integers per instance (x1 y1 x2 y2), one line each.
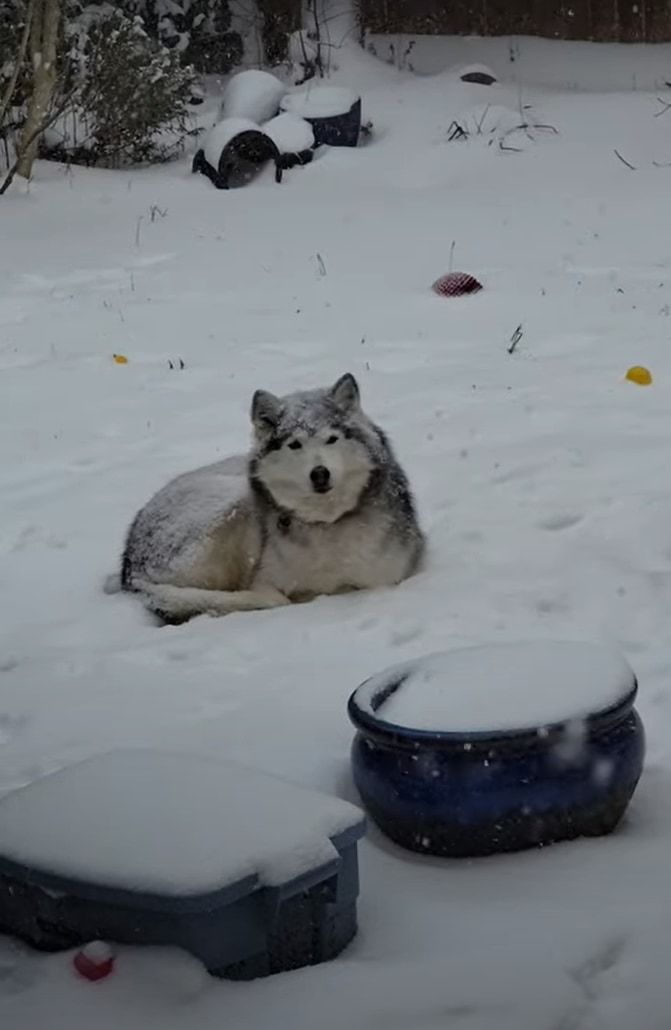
310 465 331 493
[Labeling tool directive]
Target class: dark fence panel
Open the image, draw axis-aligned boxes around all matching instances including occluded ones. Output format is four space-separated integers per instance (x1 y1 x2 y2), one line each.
358 1 671 42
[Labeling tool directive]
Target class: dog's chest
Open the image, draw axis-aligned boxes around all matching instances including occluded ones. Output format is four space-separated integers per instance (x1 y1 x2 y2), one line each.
257 513 384 597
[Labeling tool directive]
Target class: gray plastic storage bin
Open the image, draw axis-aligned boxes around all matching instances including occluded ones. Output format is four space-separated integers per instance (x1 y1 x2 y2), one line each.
0 822 363 978
0 751 366 979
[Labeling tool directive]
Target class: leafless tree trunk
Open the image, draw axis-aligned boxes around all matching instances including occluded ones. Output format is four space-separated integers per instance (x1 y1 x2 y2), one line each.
16 0 61 180
0 89 73 194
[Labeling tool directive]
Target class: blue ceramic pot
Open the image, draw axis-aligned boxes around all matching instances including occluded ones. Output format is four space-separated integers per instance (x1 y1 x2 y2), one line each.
348 654 645 858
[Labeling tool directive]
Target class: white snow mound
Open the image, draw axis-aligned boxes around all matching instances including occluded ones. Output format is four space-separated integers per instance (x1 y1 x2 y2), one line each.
221 70 286 124
281 85 359 119
263 113 314 154
203 117 261 168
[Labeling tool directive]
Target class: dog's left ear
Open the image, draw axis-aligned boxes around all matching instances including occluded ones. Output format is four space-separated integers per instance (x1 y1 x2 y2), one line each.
330 373 360 412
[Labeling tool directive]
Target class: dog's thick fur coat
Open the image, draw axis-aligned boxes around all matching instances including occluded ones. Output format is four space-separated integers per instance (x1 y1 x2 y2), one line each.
120 373 424 622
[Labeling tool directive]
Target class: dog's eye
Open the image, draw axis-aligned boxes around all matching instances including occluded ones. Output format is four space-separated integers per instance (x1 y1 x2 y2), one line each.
325 435 339 445
288 440 302 450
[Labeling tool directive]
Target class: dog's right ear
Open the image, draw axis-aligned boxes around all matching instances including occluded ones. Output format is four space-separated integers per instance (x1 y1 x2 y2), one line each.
251 389 282 434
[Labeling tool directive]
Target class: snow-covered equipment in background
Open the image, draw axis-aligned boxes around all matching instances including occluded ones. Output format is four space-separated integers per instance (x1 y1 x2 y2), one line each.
264 112 315 169
280 86 362 148
220 70 287 125
192 111 318 189
192 118 282 189
193 81 365 189
0 750 366 979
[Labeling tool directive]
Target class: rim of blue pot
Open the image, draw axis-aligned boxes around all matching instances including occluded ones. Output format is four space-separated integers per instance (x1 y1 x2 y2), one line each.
347 671 639 752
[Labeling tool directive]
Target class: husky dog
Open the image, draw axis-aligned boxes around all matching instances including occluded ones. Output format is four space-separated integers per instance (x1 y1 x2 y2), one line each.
120 373 424 623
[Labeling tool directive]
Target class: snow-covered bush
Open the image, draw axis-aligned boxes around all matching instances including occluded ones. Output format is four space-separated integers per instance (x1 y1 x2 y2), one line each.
0 0 32 169
124 0 242 73
55 9 196 166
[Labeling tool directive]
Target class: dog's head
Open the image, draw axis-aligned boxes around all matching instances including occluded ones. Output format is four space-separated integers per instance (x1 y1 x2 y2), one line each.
249 373 382 523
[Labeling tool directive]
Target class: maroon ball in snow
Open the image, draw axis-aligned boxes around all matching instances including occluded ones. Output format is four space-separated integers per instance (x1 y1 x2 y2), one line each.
431 272 483 297
73 941 115 982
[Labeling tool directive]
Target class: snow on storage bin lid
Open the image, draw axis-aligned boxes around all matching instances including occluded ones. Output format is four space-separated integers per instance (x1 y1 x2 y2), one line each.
263 112 314 154
355 641 636 735
0 750 364 896
221 69 286 124
280 85 359 119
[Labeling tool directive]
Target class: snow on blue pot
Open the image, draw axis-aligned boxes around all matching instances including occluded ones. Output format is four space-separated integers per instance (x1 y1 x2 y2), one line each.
348 642 645 858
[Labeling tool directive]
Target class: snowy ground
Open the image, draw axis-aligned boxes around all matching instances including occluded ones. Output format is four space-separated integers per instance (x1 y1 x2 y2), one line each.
3 40 671 1030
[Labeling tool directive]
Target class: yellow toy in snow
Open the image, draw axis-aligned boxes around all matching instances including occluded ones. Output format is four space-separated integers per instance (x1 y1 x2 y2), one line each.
625 366 652 386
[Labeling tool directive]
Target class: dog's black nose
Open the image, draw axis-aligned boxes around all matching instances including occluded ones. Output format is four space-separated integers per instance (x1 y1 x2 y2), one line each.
310 465 331 492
